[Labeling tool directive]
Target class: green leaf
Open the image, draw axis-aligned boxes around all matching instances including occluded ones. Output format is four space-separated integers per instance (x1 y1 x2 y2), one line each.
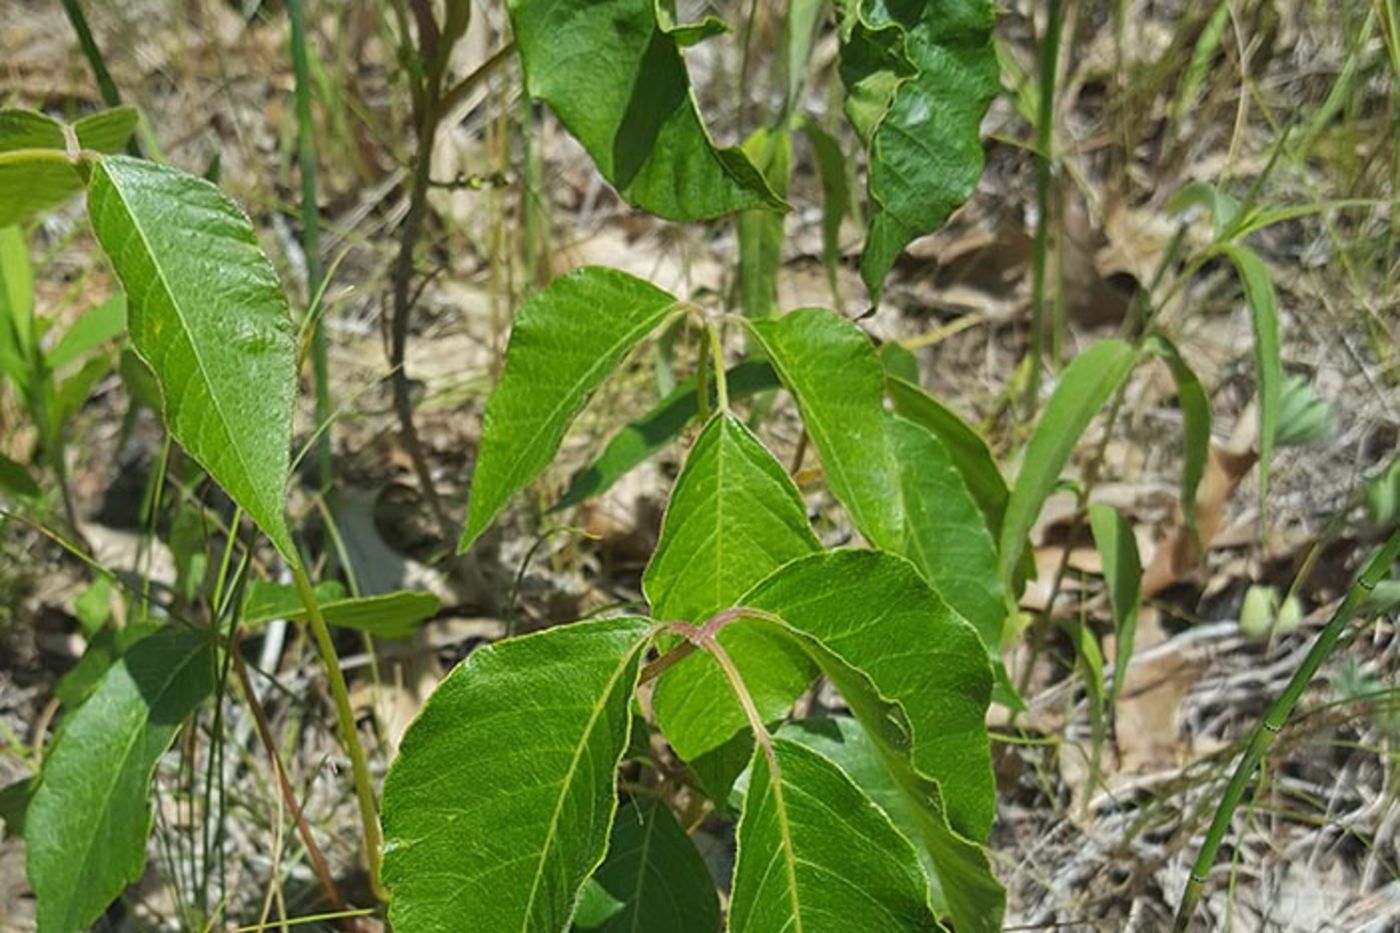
0 108 139 226
591 798 721 933
0 452 40 500
1216 243 1281 510
688 728 754 814
555 359 781 510
1144 334 1211 543
644 412 819 624
0 152 85 227
47 295 126 369
836 0 999 295
462 267 680 551
783 0 826 111
886 376 1008 542
656 550 994 839
0 777 33 840
507 0 782 221
1089 504 1141 712
0 110 66 151
573 879 626 929
880 340 920 385
71 107 141 155
0 226 34 368
776 716 1002 930
26 626 214 932
1364 459 1400 530
241 580 439 640
731 738 941 932
1275 373 1333 448
54 619 161 711
798 119 852 301
381 616 652 931
749 309 903 549
737 127 792 319
999 339 1140 583
1168 179 1240 242
87 156 298 558
889 414 1006 655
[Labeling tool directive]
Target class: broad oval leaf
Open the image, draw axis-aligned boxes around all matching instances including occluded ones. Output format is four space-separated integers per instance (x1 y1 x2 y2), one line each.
749 309 903 550
836 0 999 296
889 413 1005 655
26 626 214 933
554 359 781 510
655 549 994 840
462 267 680 552
732 737 941 933
999 339 1141 584
643 412 819 624
590 798 721 933
87 156 298 558
381 616 652 931
507 0 782 221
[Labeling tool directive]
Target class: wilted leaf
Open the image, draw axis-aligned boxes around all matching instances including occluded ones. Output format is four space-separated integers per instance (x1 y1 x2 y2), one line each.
507 0 782 220
836 0 999 295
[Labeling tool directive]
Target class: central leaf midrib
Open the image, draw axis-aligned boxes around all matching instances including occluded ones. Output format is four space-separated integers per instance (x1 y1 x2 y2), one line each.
519 637 644 930
97 166 265 524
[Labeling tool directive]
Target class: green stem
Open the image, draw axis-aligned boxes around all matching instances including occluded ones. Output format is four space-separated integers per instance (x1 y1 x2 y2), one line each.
708 324 729 413
287 0 333 495
1173 531 1400 929
59 0 139 157
290 561 386 902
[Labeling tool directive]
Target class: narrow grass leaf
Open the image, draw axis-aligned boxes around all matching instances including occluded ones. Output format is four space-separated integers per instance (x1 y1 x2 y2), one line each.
1217 243 1282 510
749 309 903 550
241 581 440 640
591 798 721 933
1145 333 1211 542
506 0 782 221
26 626 214 933
462 267 680 551
644 412 820 624
999 339 1140 583
381 616 651 932
88 156 298 558
731 738 941 933
1089 504 1141 711
46 294 126 369
737 127 792 318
